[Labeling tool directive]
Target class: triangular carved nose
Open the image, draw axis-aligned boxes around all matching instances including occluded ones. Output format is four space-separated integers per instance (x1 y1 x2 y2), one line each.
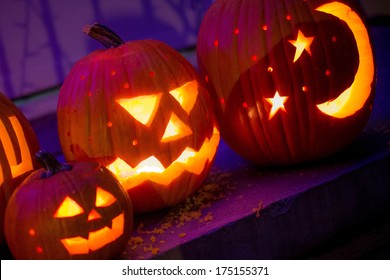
87 209 102 221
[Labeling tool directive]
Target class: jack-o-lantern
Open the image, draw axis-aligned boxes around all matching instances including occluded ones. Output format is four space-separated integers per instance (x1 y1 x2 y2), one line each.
0 92 40 243
197 0 375 165
57 24 220 213
4 150 133 259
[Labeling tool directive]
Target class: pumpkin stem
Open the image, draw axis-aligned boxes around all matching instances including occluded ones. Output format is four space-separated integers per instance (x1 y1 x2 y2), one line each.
35 150 72 178
83 23 124 49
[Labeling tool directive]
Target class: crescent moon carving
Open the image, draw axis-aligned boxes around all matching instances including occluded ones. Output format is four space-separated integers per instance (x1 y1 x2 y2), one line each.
315 2 374 119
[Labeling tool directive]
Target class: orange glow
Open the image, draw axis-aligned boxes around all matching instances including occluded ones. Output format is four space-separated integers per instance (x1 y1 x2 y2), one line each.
95 187 116 207
265 91 289 119
288 30 315 62
87 209 102 221
54 196 84 218
107 127 220 192
116 93 162 126
35 247 43 253
137 156 165 173
0 116 34 183
169 80 198 114
315 2 374 118
161 113 193 142
60 213 124 255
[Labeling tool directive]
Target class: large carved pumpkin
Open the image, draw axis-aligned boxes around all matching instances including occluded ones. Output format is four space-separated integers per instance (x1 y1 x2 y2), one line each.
0 92 40 243
197 0 375 165
57 24 219 213
4 150 133 259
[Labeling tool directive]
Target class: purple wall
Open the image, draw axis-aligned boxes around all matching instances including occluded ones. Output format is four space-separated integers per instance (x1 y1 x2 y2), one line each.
0 0 212 99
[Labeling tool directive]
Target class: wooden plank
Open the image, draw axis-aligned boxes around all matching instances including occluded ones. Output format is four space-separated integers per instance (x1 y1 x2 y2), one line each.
121 137 390 259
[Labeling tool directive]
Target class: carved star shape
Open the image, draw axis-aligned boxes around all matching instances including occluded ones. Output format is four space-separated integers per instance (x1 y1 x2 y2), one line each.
288 30 315 62
265 91 288 120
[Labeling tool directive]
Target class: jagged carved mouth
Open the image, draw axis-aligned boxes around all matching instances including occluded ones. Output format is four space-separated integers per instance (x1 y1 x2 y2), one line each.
107 127 220 189
59 213 124 255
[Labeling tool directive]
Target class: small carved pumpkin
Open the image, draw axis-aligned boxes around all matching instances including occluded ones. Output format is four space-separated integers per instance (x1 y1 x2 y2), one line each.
197 0 375 165
57 24 220 213
0 92 40 243
4 151 133 259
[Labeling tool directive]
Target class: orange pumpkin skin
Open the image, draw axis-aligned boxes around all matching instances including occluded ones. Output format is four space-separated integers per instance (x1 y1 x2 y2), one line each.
0 92 40 243
57 25 219 213
197 0 375 165
4 151 133 260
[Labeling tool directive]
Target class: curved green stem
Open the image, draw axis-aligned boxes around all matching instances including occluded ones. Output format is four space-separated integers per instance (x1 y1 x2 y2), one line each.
35 150 72 178
83 23 124 49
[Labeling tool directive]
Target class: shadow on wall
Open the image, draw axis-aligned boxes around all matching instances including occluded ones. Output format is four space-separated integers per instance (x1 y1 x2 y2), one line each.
0 0 213 99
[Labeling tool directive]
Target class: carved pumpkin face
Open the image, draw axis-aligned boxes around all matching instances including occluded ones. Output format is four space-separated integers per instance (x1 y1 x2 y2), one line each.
197 0 375 165
57 26 219 213
4 152 133 259
0 92 40 243
106 80 220 196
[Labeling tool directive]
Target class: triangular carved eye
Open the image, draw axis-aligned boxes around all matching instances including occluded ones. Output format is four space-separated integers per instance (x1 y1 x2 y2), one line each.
169 81 198 114
116 93 162 126
95 187 116 207
54 196 84 218
161 113 193 142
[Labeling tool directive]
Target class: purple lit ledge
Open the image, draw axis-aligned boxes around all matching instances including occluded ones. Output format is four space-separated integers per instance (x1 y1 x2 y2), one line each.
122 119 390 260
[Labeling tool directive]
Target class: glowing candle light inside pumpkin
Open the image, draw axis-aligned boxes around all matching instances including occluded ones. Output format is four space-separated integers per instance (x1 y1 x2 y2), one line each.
169 81 198 114
288 30 315 63
108 80 218 187
265 91 289 119
116 94 162 126
136 156 165 173
87 209 101 221
0 116 34 182
161 113 193 142
54 196 84 217
315 2 375 118
53 186 126 255
107 127 220 188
